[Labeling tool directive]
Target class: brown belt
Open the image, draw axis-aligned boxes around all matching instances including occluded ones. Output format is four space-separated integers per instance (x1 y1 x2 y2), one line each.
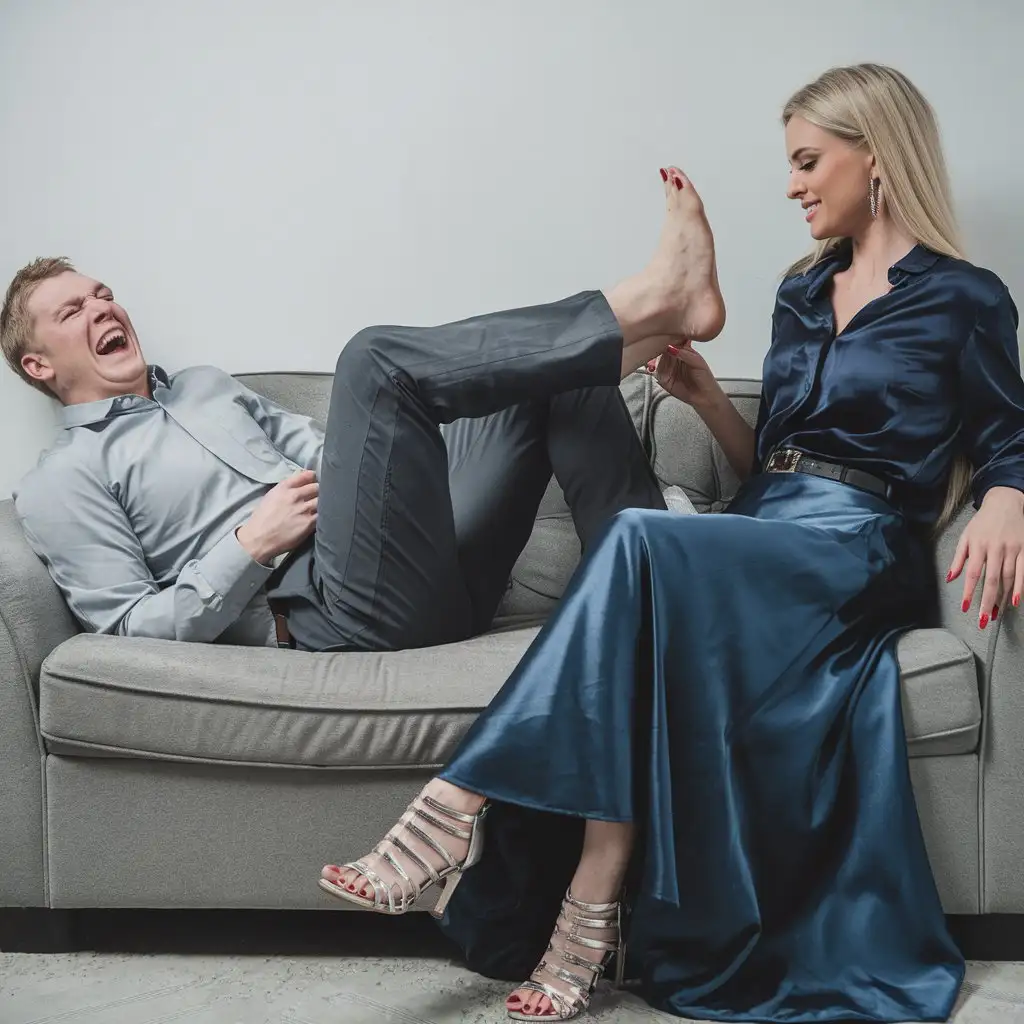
269 602 295 649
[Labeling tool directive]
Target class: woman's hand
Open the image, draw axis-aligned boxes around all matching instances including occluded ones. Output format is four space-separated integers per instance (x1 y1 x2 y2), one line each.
947 486 1024 629
647 340 722 411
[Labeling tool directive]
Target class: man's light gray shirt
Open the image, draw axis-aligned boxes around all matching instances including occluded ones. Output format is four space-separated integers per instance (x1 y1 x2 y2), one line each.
13 366 324 646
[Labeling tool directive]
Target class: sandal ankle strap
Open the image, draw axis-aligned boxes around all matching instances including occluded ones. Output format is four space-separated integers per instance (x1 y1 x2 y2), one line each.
564 888 620 915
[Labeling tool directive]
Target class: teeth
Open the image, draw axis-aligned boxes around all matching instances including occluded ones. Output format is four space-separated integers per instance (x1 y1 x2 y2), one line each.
98 333 126 354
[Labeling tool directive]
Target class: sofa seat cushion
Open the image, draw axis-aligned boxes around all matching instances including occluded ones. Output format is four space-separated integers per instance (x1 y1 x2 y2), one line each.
39 625 979 768
39 630 540 769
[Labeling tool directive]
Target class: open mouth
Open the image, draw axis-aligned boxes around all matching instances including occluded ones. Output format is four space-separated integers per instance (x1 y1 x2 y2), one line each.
804 201 821 221
96 328 129 356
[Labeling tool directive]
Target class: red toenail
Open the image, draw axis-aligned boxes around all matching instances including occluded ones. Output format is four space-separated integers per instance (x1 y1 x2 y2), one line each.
347 884 356 891
659 168 668 181
675 178 683 190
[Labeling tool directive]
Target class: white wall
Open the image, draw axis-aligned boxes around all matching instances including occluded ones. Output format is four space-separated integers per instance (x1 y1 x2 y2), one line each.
1 0 1021 498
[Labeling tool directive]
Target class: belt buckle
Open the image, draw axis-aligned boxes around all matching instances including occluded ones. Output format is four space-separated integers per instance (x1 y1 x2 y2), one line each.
770 449 802 473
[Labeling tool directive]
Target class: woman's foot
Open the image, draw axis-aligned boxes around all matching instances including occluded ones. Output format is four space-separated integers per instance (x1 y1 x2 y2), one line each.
609 166 726 373
320 778 487 915
505 890 622 1021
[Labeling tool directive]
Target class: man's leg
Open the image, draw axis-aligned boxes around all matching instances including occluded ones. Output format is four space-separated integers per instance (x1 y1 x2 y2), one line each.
293 171 723 651
446 386 665 637
303 292 627 652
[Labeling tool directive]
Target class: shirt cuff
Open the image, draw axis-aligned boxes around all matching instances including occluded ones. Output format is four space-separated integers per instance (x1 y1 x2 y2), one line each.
199 529 275 602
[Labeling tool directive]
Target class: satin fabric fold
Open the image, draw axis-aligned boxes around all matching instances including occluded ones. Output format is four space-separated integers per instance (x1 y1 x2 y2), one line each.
438 473 964 1022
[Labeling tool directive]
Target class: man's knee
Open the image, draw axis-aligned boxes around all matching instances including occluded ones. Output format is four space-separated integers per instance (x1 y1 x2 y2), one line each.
335 326 392 381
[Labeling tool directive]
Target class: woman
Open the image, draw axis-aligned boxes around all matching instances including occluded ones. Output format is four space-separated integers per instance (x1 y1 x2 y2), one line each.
320 64 1024 1022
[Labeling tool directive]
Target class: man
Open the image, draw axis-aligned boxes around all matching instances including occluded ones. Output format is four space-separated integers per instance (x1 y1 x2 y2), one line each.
2 169 723 653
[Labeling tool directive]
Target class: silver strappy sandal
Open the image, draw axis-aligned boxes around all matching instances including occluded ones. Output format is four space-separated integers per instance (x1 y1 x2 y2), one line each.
508 889 624 1021
318 793 488 918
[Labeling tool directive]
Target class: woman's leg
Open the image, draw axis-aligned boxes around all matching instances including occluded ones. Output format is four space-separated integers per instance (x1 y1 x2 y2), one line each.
506 821 636 1018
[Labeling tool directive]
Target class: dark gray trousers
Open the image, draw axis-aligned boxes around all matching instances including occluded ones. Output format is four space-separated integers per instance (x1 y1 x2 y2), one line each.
270 291 665 652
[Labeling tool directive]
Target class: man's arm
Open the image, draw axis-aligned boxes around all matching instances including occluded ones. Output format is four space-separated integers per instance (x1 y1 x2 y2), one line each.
15 463 273 642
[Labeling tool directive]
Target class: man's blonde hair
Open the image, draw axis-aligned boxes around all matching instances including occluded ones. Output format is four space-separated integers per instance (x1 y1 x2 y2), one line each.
782 64 970 533
1 257 77 396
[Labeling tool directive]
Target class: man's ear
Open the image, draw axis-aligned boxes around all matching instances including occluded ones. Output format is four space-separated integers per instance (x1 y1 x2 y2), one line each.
21 351 56 387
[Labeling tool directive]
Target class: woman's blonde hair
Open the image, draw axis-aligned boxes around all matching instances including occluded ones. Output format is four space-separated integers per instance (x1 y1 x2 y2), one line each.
782 64 971 533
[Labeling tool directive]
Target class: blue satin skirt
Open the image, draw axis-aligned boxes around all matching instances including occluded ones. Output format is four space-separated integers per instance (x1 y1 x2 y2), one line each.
437 472 964 1022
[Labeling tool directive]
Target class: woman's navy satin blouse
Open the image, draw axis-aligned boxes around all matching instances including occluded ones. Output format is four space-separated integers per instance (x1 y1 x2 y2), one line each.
755 242 1024 523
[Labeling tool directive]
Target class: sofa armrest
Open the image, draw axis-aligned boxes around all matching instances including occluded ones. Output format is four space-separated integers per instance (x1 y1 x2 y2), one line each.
933 500 1024 912
0 498 79 906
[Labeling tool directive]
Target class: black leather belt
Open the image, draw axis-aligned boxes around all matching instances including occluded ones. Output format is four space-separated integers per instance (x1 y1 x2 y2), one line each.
765 448 890 499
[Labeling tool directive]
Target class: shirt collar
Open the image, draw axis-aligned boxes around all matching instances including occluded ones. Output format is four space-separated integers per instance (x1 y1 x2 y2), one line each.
804 240 941 301
59 365 170 429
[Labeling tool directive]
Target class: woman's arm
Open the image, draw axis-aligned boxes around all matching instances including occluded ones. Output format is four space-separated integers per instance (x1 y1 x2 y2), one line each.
693 390 757 481
945 278 1024 626
653 342 757 481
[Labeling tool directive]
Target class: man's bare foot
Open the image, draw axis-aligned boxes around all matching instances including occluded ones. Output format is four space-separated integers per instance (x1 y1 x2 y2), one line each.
609 166 726 373
321 778 486 908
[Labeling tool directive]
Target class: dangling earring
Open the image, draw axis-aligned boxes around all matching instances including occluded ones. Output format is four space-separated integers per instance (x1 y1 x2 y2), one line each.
869 177 880 219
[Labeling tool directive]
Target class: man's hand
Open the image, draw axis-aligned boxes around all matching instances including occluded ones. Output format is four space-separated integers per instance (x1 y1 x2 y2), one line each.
236 470 319 566
947 485 1024 629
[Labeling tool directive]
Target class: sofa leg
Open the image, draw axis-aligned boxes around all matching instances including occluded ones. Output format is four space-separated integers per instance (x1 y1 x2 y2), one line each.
0 908 78 952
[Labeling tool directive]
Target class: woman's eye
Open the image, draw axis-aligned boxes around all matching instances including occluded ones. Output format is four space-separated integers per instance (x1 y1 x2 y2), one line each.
800 161 817 172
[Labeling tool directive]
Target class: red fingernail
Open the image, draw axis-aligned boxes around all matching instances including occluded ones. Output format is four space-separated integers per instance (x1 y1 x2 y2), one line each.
659 168 668 181
945 571 954 582
666 344 681 355
1015 593 1021 608
980 613 989 630
993 604 999 620
674 177 683 190
961 600 970 613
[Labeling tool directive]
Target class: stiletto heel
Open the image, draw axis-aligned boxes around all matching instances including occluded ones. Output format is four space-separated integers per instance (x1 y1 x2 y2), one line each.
430 870 463 919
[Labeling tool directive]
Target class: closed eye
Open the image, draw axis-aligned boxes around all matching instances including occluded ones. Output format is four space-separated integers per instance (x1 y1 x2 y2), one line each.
800 160 817 172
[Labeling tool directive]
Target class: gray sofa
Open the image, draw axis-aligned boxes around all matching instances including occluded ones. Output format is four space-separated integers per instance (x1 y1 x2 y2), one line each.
2 370 1022 951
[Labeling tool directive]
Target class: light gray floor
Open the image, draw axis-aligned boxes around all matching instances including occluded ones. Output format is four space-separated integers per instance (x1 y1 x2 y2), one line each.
2 954 1024 1024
